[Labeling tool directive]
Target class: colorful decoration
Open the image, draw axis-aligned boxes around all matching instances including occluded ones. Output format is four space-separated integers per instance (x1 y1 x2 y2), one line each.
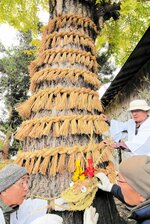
72 160 85 182
82 157 94 178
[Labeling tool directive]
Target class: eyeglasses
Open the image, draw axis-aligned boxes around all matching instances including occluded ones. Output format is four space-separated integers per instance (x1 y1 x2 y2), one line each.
15 178 29 188
117 179 127 184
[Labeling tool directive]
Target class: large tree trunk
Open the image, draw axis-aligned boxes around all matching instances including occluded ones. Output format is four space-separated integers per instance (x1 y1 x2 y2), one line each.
15 0 125 223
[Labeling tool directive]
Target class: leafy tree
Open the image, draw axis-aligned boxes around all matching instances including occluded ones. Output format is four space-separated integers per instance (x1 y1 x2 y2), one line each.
0 0 149 66
0 32 35 157
13 1 126 224
0 1 149 223
96 0 150 64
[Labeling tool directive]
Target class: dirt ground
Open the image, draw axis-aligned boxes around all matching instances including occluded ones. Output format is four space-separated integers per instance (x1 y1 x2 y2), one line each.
115 198 135 224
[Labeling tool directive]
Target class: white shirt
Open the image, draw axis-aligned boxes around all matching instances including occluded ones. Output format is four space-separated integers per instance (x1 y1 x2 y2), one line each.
110 117 150 155
0 199 47 224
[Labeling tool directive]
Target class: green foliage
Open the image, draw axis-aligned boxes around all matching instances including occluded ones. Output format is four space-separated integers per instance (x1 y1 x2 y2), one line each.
0 0 48 36
0 32 35 153
96 0 150 65
0 0 149 67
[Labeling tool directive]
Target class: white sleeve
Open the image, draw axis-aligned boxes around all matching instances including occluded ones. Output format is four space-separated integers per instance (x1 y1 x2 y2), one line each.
31 214 63 224
10 198 48 224
110 119 128 142
125 120 150 155
0 208 5 224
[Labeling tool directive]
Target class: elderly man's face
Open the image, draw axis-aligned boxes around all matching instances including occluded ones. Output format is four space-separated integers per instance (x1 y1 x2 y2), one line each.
0 174 29 207
131 110 148 123
118 173 145 206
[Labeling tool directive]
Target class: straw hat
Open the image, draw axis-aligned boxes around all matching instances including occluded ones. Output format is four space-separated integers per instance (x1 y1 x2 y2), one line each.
127 99 150 111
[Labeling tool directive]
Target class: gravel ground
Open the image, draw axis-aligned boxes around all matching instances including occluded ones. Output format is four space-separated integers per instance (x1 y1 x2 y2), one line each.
115 198 135 224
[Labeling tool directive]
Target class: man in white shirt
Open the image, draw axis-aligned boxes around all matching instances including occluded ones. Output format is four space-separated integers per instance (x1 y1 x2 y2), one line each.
103 99 150 156
0 164 98 224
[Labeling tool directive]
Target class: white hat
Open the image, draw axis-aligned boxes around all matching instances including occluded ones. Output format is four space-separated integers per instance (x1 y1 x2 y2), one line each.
31 214 63 224
127 99 150 111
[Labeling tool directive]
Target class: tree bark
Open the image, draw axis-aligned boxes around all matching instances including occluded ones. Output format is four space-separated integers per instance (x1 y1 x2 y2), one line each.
16 0 125 223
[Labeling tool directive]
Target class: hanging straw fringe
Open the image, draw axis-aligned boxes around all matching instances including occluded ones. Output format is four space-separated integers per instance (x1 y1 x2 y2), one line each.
29 48 99 77
15 114 108 140
14 141 116 181
42 14 97 38
30 68 100 93
16 87 103 118
39 31 96 55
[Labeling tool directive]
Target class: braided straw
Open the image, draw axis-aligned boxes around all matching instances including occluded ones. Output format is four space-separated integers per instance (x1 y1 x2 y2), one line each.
16 87 103 118
30 68 100 92
29 48 99 77
61 177 98 210
14 141 116 181
42 14 97 37
15 114 108 140
39 31 96 55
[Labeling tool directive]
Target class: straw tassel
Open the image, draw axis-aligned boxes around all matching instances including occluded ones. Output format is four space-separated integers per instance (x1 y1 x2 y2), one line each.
48 53 55 64
95 120 108 134
45 93 53 110
24 158 31 171
61 92 67 109
51 36 56 47
54 122 60 137
39 156 50 175
71 119 78 134
16 157 24 166
68 153 75 173
28 157 35 174
55 93 62 110
15 123 33 140
69 92 78 108
60 119 70 136
93 120 101 134
92 149 100 164
32 156 42 174
87 95 93 111
43 121 52 136
87 120 94 135
57 154 66 173
77 119 83 134
28 122 42 138
49 154 58 176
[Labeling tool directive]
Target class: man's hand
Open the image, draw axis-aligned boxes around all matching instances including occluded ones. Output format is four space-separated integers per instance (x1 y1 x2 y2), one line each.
84 206 99 224
96 172 113 192
111 141 128 150
101 114 109 122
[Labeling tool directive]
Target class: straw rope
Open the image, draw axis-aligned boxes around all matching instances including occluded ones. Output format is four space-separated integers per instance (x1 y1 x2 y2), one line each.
39 31 96 55
61 177 98 210
29 48 98 77
15 141 116 210
42 14 97 37
14 141 116 180
28 178 98 211
15 114 108 140
30 68 100 92
16 87 103 118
